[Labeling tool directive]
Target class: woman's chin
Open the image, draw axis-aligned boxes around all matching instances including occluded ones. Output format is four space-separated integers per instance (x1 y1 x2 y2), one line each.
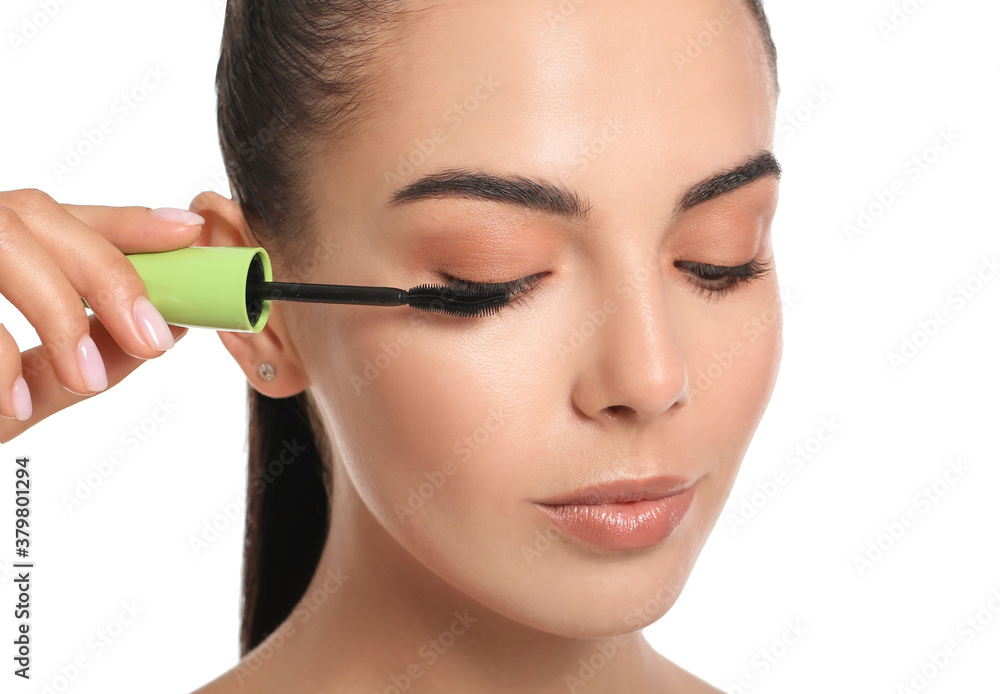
428 544 700 640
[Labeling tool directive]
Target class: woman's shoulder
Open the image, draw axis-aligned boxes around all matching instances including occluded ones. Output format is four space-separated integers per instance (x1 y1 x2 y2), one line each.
188 658 346 694
188 660 284 694
647 648 727 693
188 667 245 694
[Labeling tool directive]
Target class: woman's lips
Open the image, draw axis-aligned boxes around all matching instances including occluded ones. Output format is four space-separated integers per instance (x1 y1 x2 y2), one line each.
534 476 697 551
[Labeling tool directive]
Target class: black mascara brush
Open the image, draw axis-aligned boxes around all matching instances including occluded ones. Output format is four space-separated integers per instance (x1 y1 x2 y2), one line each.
102 246 511 333
247 278 511 317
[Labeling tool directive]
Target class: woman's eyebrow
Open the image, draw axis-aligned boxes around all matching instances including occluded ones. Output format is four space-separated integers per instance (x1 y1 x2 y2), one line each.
385 151 780 221
676 151 781 213
387 168 593 220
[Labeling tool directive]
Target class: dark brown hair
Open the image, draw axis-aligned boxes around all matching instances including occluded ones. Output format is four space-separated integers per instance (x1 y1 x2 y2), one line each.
215 0 778 656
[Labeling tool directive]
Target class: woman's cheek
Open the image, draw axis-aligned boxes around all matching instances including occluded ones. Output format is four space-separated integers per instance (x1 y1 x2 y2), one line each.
730 286 783 435
692 285 783 484
342 323 512 535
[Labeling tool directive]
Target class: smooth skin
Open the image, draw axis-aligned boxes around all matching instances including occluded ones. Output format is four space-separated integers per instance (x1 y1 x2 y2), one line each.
5 0 780 691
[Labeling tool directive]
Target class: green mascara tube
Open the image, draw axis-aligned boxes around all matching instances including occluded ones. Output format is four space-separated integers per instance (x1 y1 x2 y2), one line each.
83 246 273 333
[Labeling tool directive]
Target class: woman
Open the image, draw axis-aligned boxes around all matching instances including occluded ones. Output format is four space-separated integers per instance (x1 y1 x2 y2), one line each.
1 0 782 690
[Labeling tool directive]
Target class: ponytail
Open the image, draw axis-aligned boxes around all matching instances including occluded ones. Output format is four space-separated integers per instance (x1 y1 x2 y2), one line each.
239 387 330 654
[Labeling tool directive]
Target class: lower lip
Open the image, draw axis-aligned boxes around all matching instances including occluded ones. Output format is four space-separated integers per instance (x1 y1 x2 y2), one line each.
535 485 696 551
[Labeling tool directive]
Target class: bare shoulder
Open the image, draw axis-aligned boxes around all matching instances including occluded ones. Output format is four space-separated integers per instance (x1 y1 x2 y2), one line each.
188 667 244 694
187 655 343 694
671 666 727 693
647 648 726 693
188 661 271 694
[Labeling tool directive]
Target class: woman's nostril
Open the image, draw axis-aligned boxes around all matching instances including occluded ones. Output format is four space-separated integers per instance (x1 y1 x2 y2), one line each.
605 405 628 420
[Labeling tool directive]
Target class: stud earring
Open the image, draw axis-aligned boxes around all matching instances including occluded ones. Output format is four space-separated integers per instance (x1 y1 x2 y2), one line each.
258 362 276 381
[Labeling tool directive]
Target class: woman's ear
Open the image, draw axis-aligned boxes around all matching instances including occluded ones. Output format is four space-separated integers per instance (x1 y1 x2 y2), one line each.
188 191 310 398
189 190 248 249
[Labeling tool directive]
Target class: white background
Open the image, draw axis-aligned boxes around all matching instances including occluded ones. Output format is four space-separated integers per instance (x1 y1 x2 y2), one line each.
1 1 998 692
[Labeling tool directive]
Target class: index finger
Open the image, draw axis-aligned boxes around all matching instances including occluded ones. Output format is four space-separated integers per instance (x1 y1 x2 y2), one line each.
61 204 205 253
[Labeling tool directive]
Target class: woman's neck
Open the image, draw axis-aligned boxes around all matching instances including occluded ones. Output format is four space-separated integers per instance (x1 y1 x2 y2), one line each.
222 469 668 694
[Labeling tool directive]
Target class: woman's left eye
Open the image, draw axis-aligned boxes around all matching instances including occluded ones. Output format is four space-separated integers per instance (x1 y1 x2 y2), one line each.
675 257 773 301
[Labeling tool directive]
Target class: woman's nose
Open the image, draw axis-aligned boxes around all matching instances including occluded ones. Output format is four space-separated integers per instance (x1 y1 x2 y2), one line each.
569 271 690 424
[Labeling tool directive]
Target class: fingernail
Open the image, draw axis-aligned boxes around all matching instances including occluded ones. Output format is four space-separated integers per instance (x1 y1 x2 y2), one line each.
77 334 108 393
151 207 205 226
134 295 175 351
11 376 32 421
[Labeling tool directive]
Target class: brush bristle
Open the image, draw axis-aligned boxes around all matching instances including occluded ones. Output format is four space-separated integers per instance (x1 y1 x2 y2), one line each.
405 284 510 318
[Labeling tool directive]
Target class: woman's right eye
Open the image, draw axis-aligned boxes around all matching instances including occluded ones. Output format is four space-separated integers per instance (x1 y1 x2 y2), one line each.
430 272 548 315
439 272 547 316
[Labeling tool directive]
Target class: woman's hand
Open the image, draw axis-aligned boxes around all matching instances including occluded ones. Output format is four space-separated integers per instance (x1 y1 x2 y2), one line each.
0 189 204 443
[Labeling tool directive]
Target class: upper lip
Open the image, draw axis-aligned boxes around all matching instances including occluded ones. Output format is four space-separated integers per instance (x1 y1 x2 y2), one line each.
536 475 695 506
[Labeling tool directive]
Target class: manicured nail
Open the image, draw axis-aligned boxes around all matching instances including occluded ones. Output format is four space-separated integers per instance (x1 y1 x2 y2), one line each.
11 376 32 421
77 334 108 393
134 295 174 351
151 207 205 226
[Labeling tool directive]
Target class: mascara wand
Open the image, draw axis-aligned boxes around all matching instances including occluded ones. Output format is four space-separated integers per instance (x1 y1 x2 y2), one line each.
246 278 511 318
80 246 510 333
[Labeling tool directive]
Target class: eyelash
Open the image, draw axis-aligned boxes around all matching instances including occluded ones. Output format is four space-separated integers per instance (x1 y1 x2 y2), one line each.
440 273 546 313
439 257 772 316
674 257 773 302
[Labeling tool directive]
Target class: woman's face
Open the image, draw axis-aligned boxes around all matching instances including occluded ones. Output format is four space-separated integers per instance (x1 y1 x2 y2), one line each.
281 0 780 636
